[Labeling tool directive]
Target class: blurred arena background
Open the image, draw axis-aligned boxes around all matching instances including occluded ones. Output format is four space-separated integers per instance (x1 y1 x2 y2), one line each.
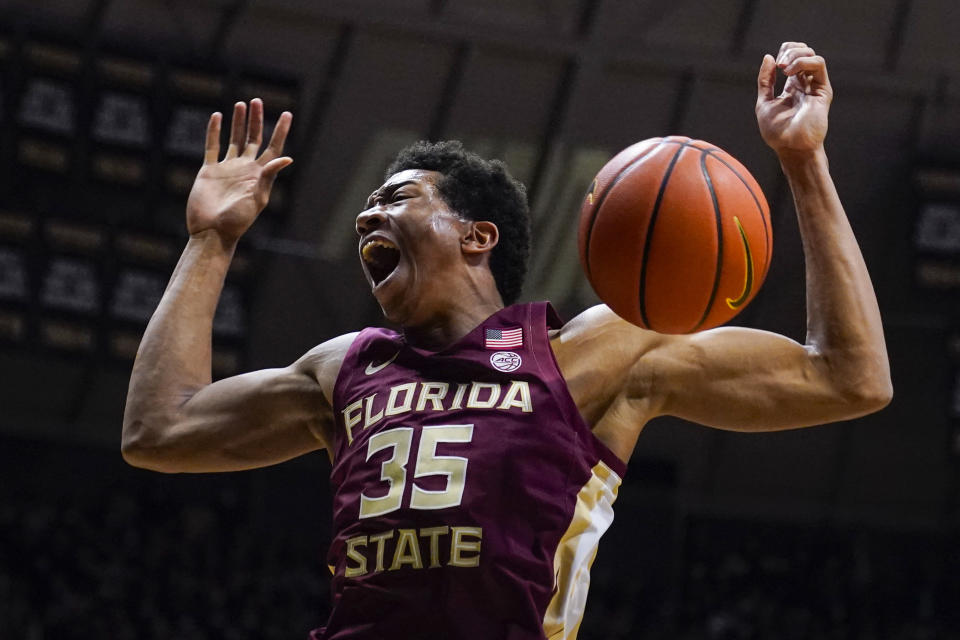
1 0 959 638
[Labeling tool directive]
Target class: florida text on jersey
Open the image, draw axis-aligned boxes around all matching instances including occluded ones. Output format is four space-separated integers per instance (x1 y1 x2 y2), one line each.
311 303 626 640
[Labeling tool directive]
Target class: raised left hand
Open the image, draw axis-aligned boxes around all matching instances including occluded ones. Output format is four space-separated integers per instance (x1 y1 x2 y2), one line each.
755 42 832 155
186 99 293 242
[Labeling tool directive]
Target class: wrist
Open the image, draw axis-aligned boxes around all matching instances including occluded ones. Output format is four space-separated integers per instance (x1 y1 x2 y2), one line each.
776 145 839 215
185 229 240 271
188 228 240 255
776 146 828 174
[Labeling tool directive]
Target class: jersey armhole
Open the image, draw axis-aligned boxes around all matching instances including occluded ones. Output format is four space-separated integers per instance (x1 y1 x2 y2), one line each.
331 331 367 410
328 330 373 463
528 302 628 478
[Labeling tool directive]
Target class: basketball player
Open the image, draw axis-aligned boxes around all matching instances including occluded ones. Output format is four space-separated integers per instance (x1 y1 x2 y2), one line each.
122 43 891 638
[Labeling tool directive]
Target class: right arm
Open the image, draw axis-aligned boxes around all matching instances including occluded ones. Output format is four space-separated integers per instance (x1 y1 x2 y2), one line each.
122 100 348 473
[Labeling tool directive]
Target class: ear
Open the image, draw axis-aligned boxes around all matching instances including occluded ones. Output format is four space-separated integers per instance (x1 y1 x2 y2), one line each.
461 220 499 255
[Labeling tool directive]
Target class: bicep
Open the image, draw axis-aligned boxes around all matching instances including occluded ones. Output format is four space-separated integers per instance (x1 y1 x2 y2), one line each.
127 366 328 472
188 366 329 456
641 326 867 430
127 333 357 472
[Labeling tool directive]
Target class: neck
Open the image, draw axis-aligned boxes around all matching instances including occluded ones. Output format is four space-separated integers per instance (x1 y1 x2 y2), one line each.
400 275 505 351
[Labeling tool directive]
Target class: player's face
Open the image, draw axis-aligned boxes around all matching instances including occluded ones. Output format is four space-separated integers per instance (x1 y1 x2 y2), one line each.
356 169 468 323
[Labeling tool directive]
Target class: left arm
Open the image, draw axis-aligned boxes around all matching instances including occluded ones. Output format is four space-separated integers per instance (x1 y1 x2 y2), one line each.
555 43 891 462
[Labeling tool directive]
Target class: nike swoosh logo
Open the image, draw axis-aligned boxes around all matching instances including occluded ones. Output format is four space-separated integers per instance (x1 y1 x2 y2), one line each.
725 215 754 310
364 351 399 375
586 178 597 205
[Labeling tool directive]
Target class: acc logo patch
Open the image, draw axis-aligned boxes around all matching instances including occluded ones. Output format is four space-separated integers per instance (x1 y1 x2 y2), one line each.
490 351 522 372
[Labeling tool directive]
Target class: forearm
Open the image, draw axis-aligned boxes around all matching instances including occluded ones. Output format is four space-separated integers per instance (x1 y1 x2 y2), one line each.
780 148 892 403
122 230 236 450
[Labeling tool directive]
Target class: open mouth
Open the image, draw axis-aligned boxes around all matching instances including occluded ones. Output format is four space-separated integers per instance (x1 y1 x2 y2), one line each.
361 239 401 286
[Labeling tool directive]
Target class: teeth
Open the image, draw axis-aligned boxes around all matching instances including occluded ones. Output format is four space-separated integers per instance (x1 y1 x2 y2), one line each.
362 239 398 263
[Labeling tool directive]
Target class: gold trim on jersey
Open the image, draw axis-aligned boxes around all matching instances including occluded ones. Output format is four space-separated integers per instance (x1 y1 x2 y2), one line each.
542 461 621 640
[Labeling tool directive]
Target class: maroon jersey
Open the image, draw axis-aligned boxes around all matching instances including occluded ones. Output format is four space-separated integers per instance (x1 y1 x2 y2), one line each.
311 302 626 639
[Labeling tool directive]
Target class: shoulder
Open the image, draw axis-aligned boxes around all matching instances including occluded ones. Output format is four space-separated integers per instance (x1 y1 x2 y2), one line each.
550 304 664 360
292 331 361 403
549 305 666 423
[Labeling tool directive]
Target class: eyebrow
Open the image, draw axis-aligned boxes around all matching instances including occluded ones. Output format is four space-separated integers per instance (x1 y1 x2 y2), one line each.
365 180 418 208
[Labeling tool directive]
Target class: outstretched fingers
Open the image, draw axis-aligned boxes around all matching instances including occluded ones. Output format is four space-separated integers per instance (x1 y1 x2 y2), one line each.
256 156 294 201
208 100 294 167
258 111 293 165
225 102 247 160
204 112 222 164
243 98 264 159
262 156 293 179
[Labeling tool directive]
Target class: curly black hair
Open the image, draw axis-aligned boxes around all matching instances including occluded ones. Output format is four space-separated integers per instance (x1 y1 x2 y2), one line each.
385 140 531 306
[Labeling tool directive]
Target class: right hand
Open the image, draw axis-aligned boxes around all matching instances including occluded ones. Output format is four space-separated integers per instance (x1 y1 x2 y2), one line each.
186 99 293 241
755 42 832 157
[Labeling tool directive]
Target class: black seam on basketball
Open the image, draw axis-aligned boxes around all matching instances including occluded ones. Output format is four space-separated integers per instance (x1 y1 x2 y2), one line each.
583 139 667 282
637 140 695 329
691 150 724 333
703 149 770 272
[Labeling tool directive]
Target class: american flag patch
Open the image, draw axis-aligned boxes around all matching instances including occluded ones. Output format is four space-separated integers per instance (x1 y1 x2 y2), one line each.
485 326 523 349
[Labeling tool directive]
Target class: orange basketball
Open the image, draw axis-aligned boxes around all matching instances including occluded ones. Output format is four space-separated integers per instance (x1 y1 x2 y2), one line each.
578 136 772 334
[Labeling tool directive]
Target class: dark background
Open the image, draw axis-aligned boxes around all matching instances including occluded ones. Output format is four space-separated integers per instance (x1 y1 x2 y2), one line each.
1 0 958 638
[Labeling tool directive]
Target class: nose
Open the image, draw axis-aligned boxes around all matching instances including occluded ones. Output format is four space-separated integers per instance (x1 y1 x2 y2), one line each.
356 208 386 235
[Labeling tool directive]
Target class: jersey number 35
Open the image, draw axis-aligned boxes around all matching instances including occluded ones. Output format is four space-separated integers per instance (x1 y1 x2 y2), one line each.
359 424 474 519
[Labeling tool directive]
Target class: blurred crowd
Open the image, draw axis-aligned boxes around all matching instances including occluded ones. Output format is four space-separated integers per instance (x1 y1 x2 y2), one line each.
2 441 958 639
670 518 960 640
0 483 330 639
